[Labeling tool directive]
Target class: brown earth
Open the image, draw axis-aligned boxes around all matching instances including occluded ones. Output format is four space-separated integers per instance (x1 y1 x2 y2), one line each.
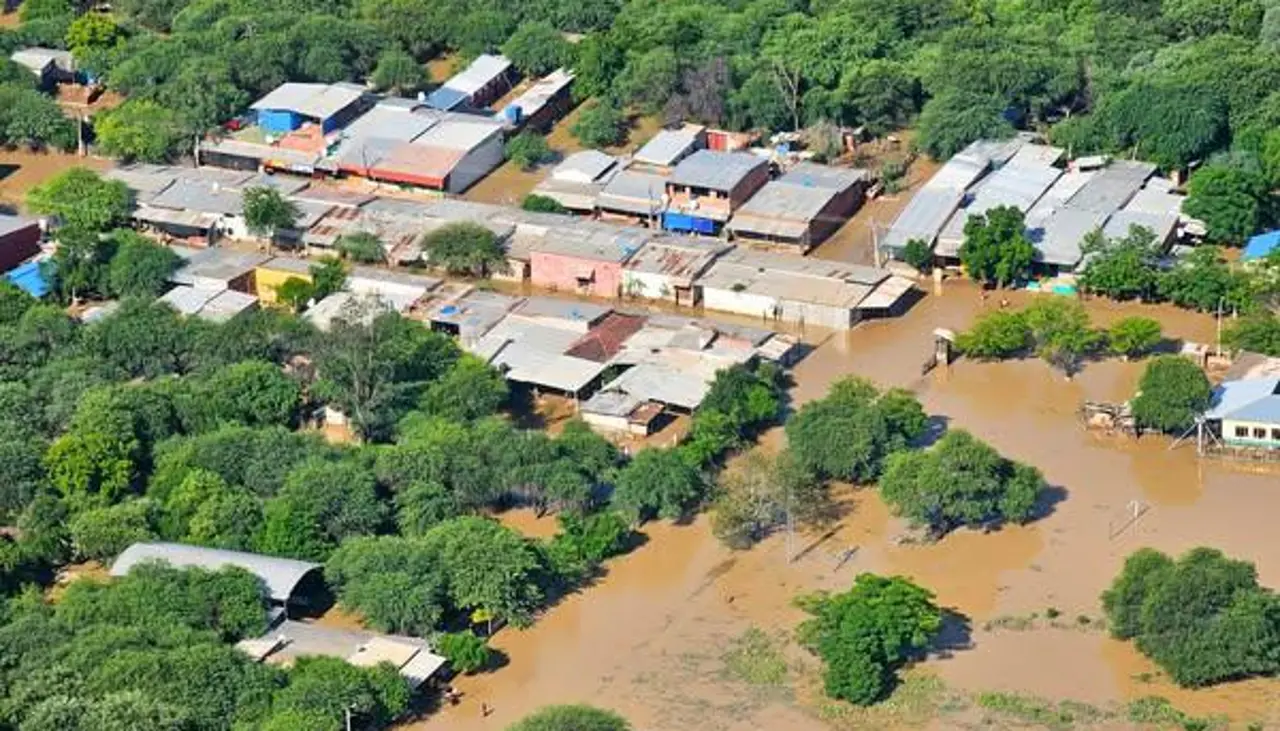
0 149 111 211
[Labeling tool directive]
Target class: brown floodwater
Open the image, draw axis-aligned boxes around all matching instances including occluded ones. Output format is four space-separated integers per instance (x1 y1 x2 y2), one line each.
411 282 1280 730
0 149 112 211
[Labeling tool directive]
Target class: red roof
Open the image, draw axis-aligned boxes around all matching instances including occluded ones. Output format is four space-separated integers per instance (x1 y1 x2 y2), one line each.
564 313 647 362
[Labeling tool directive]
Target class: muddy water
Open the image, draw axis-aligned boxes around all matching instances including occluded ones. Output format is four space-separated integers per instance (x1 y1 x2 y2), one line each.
414 283 1280 730
0 150 111 210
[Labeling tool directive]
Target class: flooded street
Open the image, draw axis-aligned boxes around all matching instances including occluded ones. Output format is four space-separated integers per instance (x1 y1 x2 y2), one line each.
0 149 112 211
415 281 1280 730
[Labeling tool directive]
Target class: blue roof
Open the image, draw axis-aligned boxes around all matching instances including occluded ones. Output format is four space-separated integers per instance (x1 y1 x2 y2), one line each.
425 87 468 111
6 260 49 298
1205 378 1280 423
1243 230 1280 261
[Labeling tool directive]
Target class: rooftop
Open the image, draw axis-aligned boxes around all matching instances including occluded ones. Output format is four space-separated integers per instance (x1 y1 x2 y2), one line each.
622 234 727 283
11 46 73 72
697 248 899 309
169 247 271 286
550 150 620 184
1205 378 1280 424
596 169 668 216
1244 230 1280 262
440 54 513 96
777 162 870 191
0 213 38 238
935 149 1063 255
504 69 574 119
528 220 647 263
250 82 365 120
111 542 320 604
670 150 766 191
633 124 705 167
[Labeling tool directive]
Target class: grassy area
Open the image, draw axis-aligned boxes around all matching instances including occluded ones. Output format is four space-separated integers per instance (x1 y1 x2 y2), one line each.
813 672 968 730
721 627 789 687
1125 697 1228 731
975 691 1112 730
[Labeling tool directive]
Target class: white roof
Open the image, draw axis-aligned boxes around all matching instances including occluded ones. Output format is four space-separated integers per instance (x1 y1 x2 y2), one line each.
11 47 73 73
251 83 364 121
443 54 513 96
550 150 620 185
413 118 503 152
935 149 1063 255
634 124 704 167
696 248 896 310
111 542 320 604
158 285 220 315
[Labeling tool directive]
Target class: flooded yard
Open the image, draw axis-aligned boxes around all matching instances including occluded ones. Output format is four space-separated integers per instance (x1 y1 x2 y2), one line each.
0 149 111 211
412 281 1280 730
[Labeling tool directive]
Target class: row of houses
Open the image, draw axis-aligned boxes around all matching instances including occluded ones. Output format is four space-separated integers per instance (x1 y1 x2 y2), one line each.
110 164 917 330
533 124 872 251
883 136 1195 272
196 66 575 193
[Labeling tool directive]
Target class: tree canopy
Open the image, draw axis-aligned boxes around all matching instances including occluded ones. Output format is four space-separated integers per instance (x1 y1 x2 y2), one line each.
421 221 508 278
958 206 1035 289
507 705 632 731
785 377 926 484
1131 355 1212 434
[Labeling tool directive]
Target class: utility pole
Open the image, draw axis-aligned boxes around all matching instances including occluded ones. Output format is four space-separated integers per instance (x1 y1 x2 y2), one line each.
345 706 353 731
1216 297 1224 358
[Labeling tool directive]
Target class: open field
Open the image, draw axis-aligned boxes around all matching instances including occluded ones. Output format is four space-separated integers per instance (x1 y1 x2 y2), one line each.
410 281 1280 731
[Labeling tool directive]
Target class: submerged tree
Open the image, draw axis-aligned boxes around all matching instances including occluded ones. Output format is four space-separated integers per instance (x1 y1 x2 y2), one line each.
959 206 1036 288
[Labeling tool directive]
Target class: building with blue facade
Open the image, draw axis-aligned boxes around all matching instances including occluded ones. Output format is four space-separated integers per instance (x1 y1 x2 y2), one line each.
249 82 369 136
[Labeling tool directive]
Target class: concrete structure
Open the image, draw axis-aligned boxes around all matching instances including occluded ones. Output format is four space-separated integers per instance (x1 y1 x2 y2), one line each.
10 47 73 88
250 82 367 135
696 248 915 329
621 234 727 306
664 151 769 234
531 150 621 212
426 54 515 111
112 542 323 609
422 285 521 345
254 257 313 305
596 169 668 225
528 222 646 298
502 69 575 132
631 124 706 172
0 214 41 273
727 163 870 251
1025 160 1158 269
1206 378 1280 449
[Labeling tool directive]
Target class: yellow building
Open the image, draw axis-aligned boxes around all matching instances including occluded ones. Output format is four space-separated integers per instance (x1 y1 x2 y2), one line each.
255 257 313 305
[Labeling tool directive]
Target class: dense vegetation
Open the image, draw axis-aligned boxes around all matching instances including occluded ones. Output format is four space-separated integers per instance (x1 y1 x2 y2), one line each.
796 573 942 705
1103 547 1280 688
506 704 631 731
1131 355 1212 434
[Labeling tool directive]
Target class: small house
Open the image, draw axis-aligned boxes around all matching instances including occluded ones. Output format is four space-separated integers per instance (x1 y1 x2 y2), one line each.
531 150 621 212
528 222 645 298
168 246 271 293
621 234 727 306
0 214 42 274
631 124 706 172
254 257 313 305
250 82 368 136
663 151 769 234
595 169 668 225
426 54 516 111
1205 378 1280 450
727 163 870 251
502 69 575 132
10 47 74 89
5 259 49 298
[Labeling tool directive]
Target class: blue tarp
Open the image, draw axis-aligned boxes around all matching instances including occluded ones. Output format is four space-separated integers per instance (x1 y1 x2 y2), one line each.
661 212 717 235
425 87 468 111
6 260 49 298
1243 230 1280 261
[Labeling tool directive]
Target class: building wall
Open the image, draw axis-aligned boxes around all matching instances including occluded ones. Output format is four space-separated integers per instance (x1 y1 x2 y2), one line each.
701 286 853 329
1223 419 1280 448
530 251 622 298
445 132 506 194
623 270 679 303
728 165 771 209
700 286 779 321
255 267 313 305
0 222 41 273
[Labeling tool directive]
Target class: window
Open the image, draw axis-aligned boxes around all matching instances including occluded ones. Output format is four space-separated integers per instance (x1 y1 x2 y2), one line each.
1272 428 1280 441
1254 428 1268 439
1235 426 1249 438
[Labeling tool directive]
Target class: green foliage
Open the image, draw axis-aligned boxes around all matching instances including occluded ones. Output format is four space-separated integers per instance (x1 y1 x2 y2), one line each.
370 48 424 93
46 226 111 303
270 656 411 729
1102 547 1280 688
81 298 195 378
503 21 573 76
612 447 705 521
107 230 181 298
506 705 632 731
258 458 386 560
956 310 1030 360
421 221 508 278
275 278 314 313
1021 298 1103 375
878 430 1044 536
571 102 626 148
201 360 302 430
916 91 1014 161
27 168 131 233
542 510 631 582
1078 226 1162 301
1107 317 1163 359
0 83 76 151
505 132 555 171
1184 164 1269 245
241 187 301 239
1156 246 1254 313
785 377 926 484
421 516 544 627
325 535 448 635
1131 355 1212 434
1225 312 1280 356
437 630 491 674
521 194 570 213
959 206 1035 288
68 499 156 561
308 256 346 299
796 573 943 705
683 363 784 465
900 239 933 272
94 100 185 163
335 232 385 264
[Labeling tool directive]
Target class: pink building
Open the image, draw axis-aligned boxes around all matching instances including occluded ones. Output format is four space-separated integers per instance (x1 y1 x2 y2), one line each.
528 221 647 298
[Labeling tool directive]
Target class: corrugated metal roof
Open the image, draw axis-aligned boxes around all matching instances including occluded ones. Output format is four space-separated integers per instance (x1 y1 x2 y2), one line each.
622 235 727 281
550 150 619 184
528 221 646 263
150 179 244 216
727 179 842 234
158 285 220 315
633 125 704 167
111 542 321 604
696 248 894 309
882 152 989 251
250 82 364 121
198 289 258 322
778 162 870 191
1206 378 1280 423
505 68 574 118
597 170 668 216
412 118 502 152
670 150 766 191
11 47 73 72
935 156 1063 256
441 54 513 96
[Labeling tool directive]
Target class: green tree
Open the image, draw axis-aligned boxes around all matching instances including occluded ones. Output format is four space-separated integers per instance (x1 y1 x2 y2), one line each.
271 656 411 729
335 232 385 264
27 168 131 233
44 391 142 510
505 132 555 171
916 91 1014 161
959 206 1035 288
502 21 572 76
1107 317 1163 359
421 221 507 277
571 102 625 148
521 194 569 213
437 630 491 674
1078 226 1162 301
1156 246 1253 313
612 447 705 521
309 256 346 299
66 13 121 55
94 99 185 163
507 705 632 731
422 516 544 627
107 230 181 298
711 449 829 550
0 85 76 150
956 310 1030 360
878 430 1043 536
46 226 111 303
785 378 927 483
324 535 449 635
202 360 301 429
275 278 315 313
258 458 387 560
1225 312 1280 356
1021 298 1102 376
1184 164 1269 245
418 353 508 421
242 186 301 241
370 47 424 93
900 239 933 272
67 499 156 561
796 573 943 705
81 298 196 378
1131 355 1212 434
